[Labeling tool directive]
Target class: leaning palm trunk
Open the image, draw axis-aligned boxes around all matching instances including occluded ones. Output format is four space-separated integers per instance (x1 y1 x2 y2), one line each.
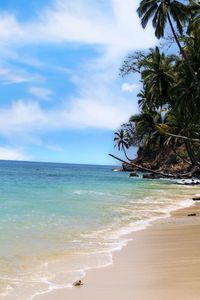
172 145 192 165
184 140 200 167
161 128 200 166
122 145 132 161
167 13 200 88
109 153 174 178
156 125 200 143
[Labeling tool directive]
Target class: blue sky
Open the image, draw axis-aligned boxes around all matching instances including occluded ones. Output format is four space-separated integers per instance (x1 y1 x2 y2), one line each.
0 0 157 165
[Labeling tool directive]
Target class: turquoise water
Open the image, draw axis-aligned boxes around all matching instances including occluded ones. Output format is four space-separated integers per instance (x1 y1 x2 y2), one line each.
0 160 198 299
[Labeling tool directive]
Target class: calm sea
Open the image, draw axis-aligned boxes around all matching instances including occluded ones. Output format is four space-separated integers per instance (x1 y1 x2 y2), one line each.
0 160 198 299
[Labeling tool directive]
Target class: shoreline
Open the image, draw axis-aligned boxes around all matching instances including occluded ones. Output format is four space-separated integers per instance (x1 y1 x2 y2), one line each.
36 193 200 300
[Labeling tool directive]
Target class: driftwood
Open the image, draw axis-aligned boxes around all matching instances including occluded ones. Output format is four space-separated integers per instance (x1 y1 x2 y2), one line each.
109 154 174 178
177 166 200 178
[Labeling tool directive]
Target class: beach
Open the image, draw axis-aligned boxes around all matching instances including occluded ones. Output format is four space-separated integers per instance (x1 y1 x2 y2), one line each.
37 201 200 300
1 161 200 299
0 1 200 299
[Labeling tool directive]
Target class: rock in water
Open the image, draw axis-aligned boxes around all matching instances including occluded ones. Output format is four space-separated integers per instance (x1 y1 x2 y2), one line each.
129 172 139 177
73 280 83 287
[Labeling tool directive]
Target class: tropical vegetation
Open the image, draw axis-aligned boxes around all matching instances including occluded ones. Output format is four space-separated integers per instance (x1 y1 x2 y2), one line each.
112 0 200 177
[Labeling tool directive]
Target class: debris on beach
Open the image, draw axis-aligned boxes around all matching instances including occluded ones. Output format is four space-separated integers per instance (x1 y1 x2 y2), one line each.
193 195 200 201
73 280 84 287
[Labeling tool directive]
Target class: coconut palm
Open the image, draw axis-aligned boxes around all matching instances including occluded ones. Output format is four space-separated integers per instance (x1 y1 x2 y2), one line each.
121 47 175 110
137 0 200 87
114 129 131 161
156 111 200 166
140 47 175 109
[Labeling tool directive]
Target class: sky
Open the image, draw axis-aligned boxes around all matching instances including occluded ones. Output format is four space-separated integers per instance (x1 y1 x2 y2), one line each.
0 0 157 165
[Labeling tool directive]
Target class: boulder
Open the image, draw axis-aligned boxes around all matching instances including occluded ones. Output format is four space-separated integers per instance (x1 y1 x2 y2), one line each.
129 172 139 177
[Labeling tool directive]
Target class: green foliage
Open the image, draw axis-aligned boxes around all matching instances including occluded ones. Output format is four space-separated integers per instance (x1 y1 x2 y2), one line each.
114 0 200 167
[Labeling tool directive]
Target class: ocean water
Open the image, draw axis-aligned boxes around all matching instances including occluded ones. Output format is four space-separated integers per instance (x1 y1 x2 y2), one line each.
0 160 198 299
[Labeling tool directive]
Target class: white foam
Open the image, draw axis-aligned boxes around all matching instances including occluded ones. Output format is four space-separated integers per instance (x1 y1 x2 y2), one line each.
73 190 110 196
0 285 13 297
26 192 197 300
29 282 73 300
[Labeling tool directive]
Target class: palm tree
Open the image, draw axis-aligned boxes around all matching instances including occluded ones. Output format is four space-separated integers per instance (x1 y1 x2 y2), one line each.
121 47 175 111
114 129 131 161
130 110 165 151
137 0 200 87
140 47 175 109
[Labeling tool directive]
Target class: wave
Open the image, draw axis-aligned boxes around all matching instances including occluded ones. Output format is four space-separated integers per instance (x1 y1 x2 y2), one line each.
73 190 111 196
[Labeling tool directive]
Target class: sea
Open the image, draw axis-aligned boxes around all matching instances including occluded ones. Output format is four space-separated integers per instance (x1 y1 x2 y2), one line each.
0 160 198 299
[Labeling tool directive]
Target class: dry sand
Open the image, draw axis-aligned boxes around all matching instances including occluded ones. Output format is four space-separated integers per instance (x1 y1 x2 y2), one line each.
37 200 200 300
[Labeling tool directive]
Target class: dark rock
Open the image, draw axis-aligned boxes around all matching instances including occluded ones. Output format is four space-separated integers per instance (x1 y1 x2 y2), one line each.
129 172 139 177
188 213 197 216
143 173 166 179
143 173 155 179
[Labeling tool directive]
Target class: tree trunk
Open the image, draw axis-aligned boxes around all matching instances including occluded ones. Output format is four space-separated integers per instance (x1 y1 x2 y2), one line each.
122 145 132 161
167 13 200 88
184 139 199 166
172 145 192 165
178 166 200 178
157 126 200 143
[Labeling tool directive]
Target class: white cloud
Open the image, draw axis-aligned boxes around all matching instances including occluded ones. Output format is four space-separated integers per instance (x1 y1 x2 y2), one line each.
0 93 135 137
0 147 31 161
64 94 134 130
28 87 53 100
0 0 156 54
0 14 24 43
0 100 47 134
121 82 140 93
0 0 156 140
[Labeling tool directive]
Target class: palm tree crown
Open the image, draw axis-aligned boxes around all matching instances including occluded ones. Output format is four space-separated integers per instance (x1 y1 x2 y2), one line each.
137 0 200 87
114 129 131 161
137 0 188 39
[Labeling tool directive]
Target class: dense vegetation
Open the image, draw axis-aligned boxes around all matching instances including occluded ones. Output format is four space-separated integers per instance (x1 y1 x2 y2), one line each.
112 0 200 177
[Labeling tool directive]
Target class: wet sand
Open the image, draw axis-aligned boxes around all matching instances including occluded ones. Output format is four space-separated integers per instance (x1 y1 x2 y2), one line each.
37 199 200 300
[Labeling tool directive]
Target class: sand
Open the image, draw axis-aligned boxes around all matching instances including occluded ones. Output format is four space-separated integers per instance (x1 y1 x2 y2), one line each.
37 200 200 300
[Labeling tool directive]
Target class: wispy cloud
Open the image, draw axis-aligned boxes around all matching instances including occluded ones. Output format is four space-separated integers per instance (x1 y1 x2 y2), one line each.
0 96 133 135
28 86 53 100
0 66 44 84
0 0 156 53
121 82 140 93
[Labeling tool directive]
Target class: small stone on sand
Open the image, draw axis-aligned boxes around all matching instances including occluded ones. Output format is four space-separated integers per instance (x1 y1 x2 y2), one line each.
73 280 83 287
193 197 200 201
